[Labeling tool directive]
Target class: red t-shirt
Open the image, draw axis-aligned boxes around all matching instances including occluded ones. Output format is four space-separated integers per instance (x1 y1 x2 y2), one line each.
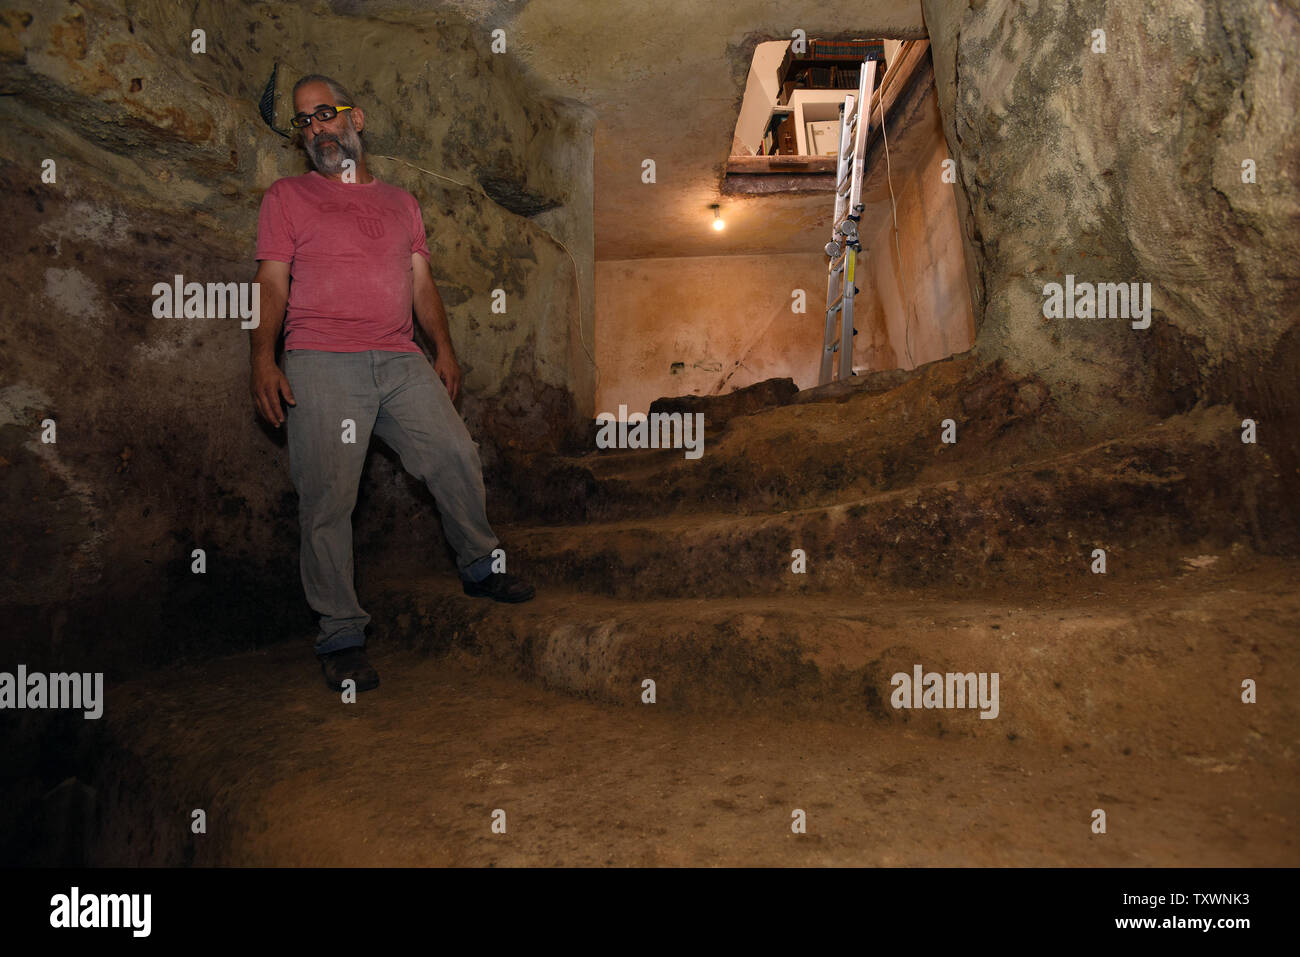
254 171 431 353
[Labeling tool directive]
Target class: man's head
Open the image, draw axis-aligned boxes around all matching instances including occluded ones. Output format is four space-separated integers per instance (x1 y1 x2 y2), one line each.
291 74 365 177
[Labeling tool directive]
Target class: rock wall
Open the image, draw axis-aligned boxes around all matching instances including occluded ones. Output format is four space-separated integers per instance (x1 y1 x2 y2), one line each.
923 0 1299 491
0 0 594 671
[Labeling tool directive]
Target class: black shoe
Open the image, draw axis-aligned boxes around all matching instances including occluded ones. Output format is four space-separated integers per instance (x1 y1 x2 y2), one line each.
318 646 379 692
462 572 536 603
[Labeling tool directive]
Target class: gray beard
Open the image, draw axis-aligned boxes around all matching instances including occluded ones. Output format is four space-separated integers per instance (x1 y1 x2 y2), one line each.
306 123 363 176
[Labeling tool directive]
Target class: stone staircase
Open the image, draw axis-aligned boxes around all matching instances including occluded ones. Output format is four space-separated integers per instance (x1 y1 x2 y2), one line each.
362 356 1299 749
19 357 1297 867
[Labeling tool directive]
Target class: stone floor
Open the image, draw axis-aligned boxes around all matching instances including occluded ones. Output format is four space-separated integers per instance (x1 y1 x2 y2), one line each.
81 560 1298 867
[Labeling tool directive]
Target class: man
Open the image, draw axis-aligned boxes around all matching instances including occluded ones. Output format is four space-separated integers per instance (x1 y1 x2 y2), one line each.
250 74 534 694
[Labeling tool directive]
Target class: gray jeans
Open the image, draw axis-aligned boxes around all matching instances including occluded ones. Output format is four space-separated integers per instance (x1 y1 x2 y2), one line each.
283 349 499 655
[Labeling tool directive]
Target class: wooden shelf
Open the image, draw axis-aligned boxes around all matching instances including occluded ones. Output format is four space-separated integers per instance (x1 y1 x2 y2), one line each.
736 39 931 165
776 39 886 105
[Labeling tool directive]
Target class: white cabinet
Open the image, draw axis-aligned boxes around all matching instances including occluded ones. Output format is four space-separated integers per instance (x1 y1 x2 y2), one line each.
788 89 855 156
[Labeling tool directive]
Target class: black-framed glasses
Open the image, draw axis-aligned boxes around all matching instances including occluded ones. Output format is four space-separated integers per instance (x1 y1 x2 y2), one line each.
290 105 353 129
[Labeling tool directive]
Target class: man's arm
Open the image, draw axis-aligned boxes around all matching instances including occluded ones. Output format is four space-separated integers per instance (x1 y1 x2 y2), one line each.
249 259 296 427
411 252 462 403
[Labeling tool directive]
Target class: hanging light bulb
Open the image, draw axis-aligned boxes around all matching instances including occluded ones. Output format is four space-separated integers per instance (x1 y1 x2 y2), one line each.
711 204 725 231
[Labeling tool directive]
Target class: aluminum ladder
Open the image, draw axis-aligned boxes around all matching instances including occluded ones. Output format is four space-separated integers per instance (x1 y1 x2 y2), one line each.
819 56 879 385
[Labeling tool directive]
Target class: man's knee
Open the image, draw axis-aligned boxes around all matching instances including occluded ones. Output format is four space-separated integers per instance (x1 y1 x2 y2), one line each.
409 442 482 491
294 453 366 505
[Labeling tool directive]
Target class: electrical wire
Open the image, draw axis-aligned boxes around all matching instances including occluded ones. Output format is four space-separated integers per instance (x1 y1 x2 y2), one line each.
877 83 916 370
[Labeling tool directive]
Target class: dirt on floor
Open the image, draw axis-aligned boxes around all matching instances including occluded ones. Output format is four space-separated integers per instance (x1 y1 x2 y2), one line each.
72 562 1298 868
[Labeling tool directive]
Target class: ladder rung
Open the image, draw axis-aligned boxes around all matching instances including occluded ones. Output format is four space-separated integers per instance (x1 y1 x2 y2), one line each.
829 280 862 308
828 282 860 307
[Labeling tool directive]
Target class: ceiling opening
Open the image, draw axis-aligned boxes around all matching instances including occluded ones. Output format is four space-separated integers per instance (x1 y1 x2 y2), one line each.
593 32 975 414
723 37 925 196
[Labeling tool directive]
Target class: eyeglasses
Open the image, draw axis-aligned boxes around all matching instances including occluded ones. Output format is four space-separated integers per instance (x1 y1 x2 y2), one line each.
290 105 353 129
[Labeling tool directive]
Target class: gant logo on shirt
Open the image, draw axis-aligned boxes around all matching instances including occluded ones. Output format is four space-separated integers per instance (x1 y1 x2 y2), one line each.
356 216 385 239
319 200 397 215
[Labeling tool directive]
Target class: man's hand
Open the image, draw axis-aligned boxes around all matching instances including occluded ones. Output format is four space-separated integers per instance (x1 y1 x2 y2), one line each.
434 351 461 403
411 253 462 402
251 360 296 427
249 260 292 426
